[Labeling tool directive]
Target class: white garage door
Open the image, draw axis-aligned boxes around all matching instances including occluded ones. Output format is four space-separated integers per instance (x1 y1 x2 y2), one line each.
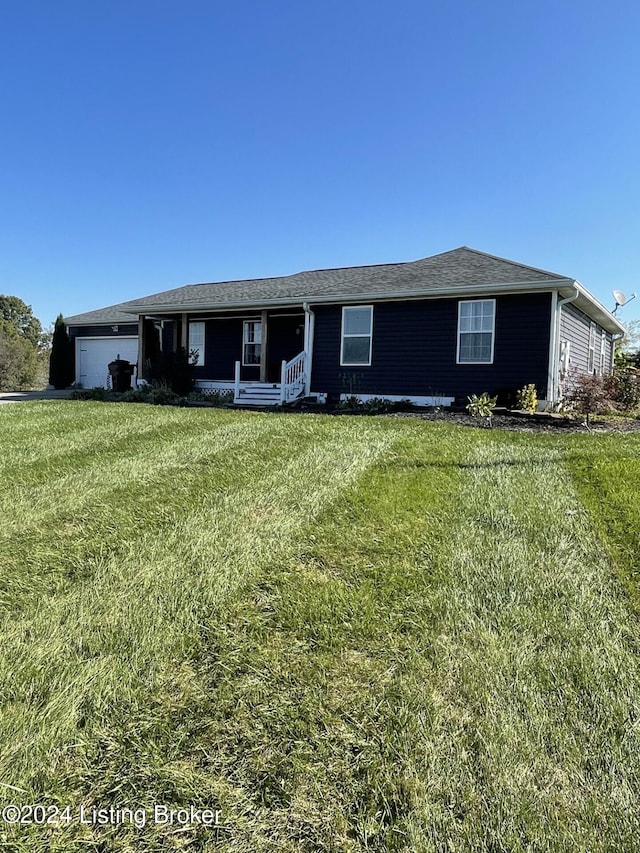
76 337 139 389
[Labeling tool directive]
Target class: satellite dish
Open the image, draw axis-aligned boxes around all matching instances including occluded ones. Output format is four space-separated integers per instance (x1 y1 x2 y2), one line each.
612 290 637 314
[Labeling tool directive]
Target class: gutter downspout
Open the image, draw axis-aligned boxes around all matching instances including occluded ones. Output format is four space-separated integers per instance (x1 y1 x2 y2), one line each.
303 302 315 397
551 286 579 404
611 332 625 373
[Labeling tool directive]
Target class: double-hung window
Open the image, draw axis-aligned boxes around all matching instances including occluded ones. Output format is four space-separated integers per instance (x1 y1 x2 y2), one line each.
457 300 495 364
599 329 607 374
188 321 205 366
588 322 596 373
243 320 262 366
340 306 373 366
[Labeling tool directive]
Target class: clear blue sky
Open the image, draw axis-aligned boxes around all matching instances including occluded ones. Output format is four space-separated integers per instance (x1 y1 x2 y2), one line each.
1 0 639 328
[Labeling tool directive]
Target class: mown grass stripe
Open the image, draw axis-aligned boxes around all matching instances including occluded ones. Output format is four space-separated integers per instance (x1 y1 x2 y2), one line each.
2 410 640 853
0 414 278 536
0 417 306 615
151 428 640 853
408 440 640 851
0 418 397 801
0 404 247 485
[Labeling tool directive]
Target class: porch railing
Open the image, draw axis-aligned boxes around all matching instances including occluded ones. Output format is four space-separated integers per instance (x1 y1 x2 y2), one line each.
280 351 306 404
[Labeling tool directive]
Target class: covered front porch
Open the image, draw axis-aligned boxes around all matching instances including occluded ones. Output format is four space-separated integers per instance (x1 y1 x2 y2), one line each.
137 305 315 406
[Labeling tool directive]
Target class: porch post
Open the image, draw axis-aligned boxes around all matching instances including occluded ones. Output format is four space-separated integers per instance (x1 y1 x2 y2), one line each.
181 312 188 350
260 309 268 383
303 303 315 396
234 360 241 403
137 314 146 382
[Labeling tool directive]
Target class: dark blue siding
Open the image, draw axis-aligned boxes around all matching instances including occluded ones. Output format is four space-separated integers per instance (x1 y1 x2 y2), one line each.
311 293 552 400
194 318 244 381
68 324 138 339
194 314 303 382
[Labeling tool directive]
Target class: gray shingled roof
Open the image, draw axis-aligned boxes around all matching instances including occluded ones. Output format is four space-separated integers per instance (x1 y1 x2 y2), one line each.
64 304 140 326
120 247 571 311
65 246 625 334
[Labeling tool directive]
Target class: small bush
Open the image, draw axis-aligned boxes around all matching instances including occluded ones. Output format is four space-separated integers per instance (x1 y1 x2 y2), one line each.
187 389 234 406
466 392 497 425
119 385 153 404
337 395 363 412
70 387 112 401
564 374 611 426
515 383 538 414
146 385 183 406
391 398 416 412
361 397 395 414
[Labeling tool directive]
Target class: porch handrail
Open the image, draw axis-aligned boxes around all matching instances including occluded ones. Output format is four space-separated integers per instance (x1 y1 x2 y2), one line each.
280 351 306 404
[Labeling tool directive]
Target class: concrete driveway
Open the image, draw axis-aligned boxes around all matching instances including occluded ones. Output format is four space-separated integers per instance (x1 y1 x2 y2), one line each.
0 390 73 404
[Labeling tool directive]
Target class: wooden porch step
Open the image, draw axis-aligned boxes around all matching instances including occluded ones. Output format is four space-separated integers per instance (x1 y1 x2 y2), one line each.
235 385 282 407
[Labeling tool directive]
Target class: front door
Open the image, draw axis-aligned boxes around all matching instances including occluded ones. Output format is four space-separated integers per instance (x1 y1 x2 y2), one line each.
267 315 305 382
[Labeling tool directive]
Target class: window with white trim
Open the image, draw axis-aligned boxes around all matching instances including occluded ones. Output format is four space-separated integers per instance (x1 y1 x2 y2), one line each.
588 322 596 373
243 320 262 366
340 306 373 366
457 300 495 364
599 329 607 374
188 322 205 366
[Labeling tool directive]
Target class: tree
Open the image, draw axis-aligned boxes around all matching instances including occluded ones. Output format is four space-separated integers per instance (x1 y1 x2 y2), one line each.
0 323 39 390
0 294 43 349
48 315 75 389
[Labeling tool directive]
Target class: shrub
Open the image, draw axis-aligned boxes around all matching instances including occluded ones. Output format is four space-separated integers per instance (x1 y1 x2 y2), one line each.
361 397 395 414
187 389 234 406
466 392 497 425
146 385 183 406
70 387 112 401
337 395 363 412
119 385 153 404
146 347 196 396
564 374 610 426
604 369 640 412
515 383 538 414
391 398 416 412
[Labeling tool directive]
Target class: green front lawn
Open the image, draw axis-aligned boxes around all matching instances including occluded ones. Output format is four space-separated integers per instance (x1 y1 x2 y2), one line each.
0 403 638 852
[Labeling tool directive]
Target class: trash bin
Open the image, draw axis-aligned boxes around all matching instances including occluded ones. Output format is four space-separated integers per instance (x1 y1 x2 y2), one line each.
107 358 135 392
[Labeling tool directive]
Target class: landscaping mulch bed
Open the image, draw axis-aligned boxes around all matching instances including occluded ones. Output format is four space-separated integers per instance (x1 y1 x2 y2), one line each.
383 409 640 433
296 402 640 433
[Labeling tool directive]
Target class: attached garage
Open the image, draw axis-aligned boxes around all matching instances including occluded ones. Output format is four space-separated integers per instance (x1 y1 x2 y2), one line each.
75 336 138 389
64 304 139 390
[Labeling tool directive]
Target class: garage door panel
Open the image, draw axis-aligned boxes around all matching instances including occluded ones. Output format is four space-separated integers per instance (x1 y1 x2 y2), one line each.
76 338 138 389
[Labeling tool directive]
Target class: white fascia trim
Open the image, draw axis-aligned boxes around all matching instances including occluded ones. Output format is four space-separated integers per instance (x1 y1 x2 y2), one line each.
572 281 626 335
122 278 575 315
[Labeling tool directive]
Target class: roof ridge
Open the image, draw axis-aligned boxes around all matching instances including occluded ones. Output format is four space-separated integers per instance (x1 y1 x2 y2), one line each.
188 256 419 288
456 246 569 280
